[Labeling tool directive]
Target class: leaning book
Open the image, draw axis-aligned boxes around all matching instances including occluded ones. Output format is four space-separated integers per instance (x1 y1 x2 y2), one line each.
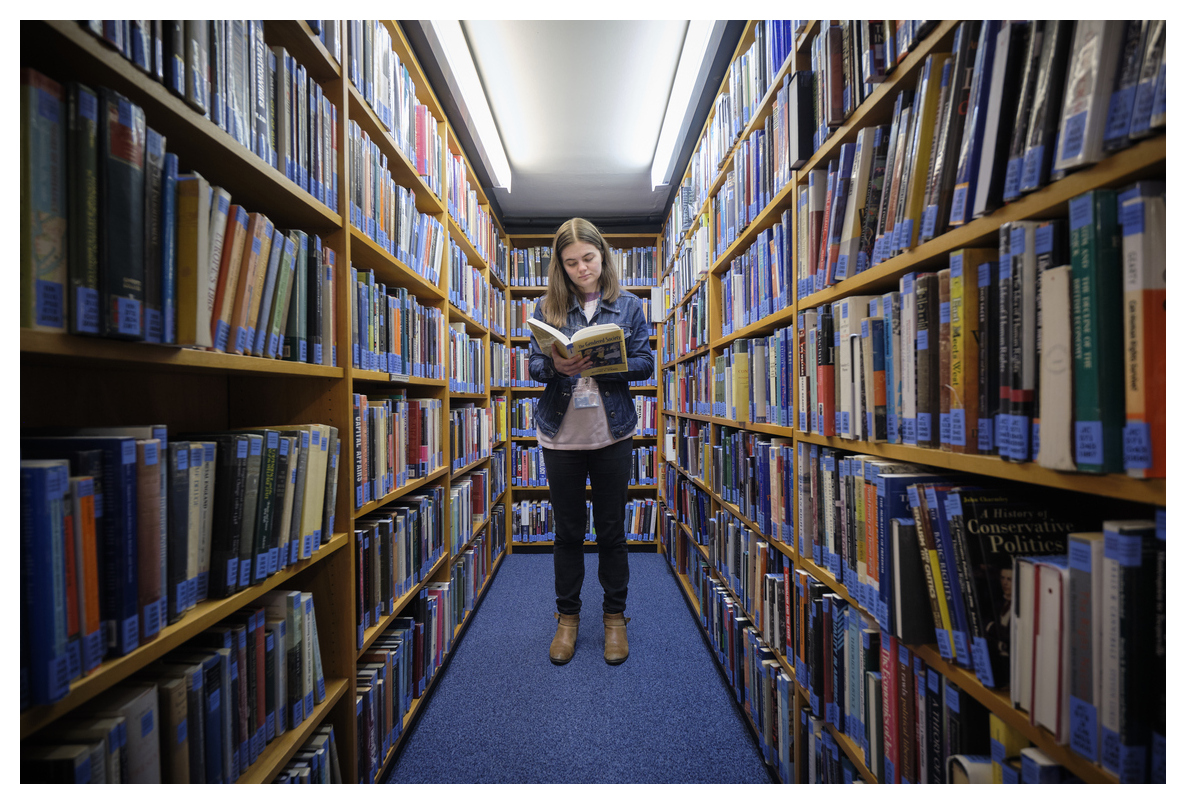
527 319 628 377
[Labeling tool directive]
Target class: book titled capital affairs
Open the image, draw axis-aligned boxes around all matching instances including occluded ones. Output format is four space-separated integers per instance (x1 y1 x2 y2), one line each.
526 319 628 377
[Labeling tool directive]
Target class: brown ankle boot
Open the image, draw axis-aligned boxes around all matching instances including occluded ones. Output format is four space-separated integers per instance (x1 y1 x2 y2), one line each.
549 612 579 665
603 612 631 665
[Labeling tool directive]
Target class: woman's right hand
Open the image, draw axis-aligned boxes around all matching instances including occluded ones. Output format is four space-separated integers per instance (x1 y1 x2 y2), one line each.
552 344 592 377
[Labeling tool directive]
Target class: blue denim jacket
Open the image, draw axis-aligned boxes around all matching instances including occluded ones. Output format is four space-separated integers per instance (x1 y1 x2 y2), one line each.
528 290 655 441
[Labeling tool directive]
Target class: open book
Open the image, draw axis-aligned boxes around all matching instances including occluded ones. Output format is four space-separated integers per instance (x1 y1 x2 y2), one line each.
527 318 627 376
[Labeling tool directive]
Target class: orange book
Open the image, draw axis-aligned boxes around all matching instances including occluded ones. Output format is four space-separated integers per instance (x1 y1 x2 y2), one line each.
210 205 249 352
243 218 276 355
71 476 102 673
228 212 268 354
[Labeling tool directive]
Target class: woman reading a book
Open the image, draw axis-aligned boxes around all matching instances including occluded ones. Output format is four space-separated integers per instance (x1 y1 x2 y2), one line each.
528 218 654 666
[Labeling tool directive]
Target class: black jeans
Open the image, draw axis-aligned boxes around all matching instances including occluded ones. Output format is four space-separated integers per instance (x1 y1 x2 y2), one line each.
541 438 631 615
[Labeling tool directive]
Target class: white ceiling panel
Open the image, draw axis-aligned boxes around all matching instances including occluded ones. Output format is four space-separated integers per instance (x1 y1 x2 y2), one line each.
463 20 689 220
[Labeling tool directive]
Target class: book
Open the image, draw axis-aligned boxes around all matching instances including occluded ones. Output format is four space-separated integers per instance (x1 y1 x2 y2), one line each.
1017 21 1073 195
20 460 72 708
1102 21 1149 153
21 69 67 333
175 171 213 347
65 81 101 336
98 87 147 340
84 682 161 783
1054 21 1126 172
526 318 628 377
142 127 166 343
948 753 993 783
972 21 1028 220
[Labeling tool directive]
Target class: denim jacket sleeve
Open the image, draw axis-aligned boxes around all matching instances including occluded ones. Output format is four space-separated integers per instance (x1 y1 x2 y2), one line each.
528 301 559 384
595 294 655 384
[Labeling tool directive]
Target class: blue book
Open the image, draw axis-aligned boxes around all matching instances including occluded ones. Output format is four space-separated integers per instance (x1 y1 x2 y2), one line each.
23 437 141 657
20 460 72 709
928 486 974 667
160 153 178 343
949 21 999 227
251 227 286 355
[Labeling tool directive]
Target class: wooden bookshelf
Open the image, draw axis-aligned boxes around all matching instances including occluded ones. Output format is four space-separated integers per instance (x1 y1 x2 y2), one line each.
654 17 1165 785
20 19 510 783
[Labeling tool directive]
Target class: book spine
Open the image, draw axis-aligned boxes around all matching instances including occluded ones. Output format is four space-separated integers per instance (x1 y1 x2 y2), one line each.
65 81 100 336
99 89 146 340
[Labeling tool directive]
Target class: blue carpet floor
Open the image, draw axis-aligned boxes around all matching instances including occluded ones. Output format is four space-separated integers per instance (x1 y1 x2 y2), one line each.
383 551 772 784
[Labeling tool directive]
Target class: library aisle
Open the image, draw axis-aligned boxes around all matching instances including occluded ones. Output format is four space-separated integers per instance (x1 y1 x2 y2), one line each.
384 553 771 784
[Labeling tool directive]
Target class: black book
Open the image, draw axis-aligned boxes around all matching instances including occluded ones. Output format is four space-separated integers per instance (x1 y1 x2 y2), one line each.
307 234 323 364
1018 20 1074 194
943 679 990 760
97 87 146 340
143 127 165 343
236 429 280 581
914 273 939 448
858 124 890 270
1102 21 1149 153
183 20 208 114
972 21 1029 219
976 260 999 454
890 517 933 645
262 621 278 743
65 82 100 336
923 21 980 241
159 660 205 784
1002 22 1047 202
165 442 190 624
924 666 944 783
162 21 186 97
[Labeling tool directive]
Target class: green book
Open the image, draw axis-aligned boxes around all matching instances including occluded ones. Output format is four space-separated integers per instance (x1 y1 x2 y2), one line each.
283 230 308 362
1069 189 1124 473
21 69 67 332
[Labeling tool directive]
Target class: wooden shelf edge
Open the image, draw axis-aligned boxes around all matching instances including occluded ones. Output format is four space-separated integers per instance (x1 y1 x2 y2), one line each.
447 302 490 336
21 532 349 739
356 551 451 657
236 677 349 783
794 432 1165 505
451 454 492 478
348 224 446 302
21 330 346 378
447 217 491 272
354 465 450 518
351 368 447 386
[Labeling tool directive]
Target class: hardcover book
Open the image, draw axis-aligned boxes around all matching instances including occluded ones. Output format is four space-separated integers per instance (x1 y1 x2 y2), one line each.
527 319 628 377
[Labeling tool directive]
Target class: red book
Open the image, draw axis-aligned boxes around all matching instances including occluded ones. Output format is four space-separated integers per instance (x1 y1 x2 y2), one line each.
817 307 837 436
880 630 900 783
817 162 836 283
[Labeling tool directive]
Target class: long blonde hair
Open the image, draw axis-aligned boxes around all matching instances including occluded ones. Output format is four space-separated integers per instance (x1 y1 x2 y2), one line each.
539 218 621 328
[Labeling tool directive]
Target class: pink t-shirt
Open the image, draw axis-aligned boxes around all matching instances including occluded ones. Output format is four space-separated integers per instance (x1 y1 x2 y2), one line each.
537 295 634 451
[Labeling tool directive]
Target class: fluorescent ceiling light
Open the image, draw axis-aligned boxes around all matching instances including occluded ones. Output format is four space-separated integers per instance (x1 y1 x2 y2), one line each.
651 20 718 190
430 20 513 192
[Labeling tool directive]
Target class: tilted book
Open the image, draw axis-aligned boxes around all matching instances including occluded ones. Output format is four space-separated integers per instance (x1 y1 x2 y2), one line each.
526 318 628 377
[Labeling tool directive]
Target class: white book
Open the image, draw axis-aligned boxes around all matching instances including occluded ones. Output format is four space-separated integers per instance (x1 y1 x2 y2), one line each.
1011 555 1039 712
838 127 874 278
206 187 233 319
1037 266 1076 470
265 620 287 738
839 295 875 439
1054 21 1126 172
883 291 902 443
1032 558 1071 743
301 592 316 712
900 274 918 445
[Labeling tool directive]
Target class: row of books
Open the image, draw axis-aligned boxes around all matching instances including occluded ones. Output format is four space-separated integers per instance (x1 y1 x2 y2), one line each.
24 590 328 783
348 119 447 283
19 73 335 365
508 246 553 287
661 219 711 315
668 472 712 547
667 283 710 358
510 445 546 487
79 22 340 209
490 240 510 287
273 725 342 783
609 246 661 287
304 21 343 65
446 153 498 264
711 125 790 263
448 243 491 328
346 20 444 198
509 347 541 387
796 21 1166 299
704 508 793 637
350 267 445 377
449 469 490 555
491 342 510 388
21 423 340 707
796 184 1165 477
352 393 444 508
720 216 793 336
509 499 660 543
662 353 713 416
628 446 659 487
508 397 538 437
448 327 486 394
354 489 446 648
794 445 1165 781
449 405 493 472
635 396 660 435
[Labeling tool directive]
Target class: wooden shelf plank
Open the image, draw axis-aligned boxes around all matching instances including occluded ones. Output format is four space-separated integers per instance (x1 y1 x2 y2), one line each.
348 224 446 302
447 302 490 337
451 454 492 477
796 432 1165 506
21 532 349 739
21 330 345 378
263 20 341 83
236 678 348 783
448 216 490 271
355 465 449 517
352 368 447 387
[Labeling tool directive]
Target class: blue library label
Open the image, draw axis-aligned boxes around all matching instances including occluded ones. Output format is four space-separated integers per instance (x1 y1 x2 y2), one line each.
1061 111 1088 159
1105 530 1143 568
1069 539 1094 574
1105 86 1137 141
1069 193 1094 231
1152 64 1166 118
239 558 252 588
1011 226 1026 256
116 297 141 336
836 255 849 280
978 262 991 289
903 416 916 444
940 413 951 445
936 628 952 661
970 637 996 688
917 413 932 443
862 319 870 339
1122 200 1146 235
1075 420 1104 466
1020 145 1045 192
226 558 238 589
1123 422 1152 470
1069 694 1098 761
841 411 851 434
1032 421 1040 458
76 286 100 333
950 409 966 446
917 329 928 351
949 186 968 226
177 718 187 745
141 709 154 738
250 436 262 456
921 205 939 240
1035 224 1054 255
121 615 139 653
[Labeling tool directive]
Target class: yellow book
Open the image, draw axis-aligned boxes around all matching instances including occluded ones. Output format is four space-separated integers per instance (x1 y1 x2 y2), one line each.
989 713 1030 782
899 52 950 251
949 248 995 453
174 172 212 347
731 340 751 422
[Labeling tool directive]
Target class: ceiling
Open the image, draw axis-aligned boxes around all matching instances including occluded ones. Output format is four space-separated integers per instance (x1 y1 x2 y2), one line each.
404 20 743 234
